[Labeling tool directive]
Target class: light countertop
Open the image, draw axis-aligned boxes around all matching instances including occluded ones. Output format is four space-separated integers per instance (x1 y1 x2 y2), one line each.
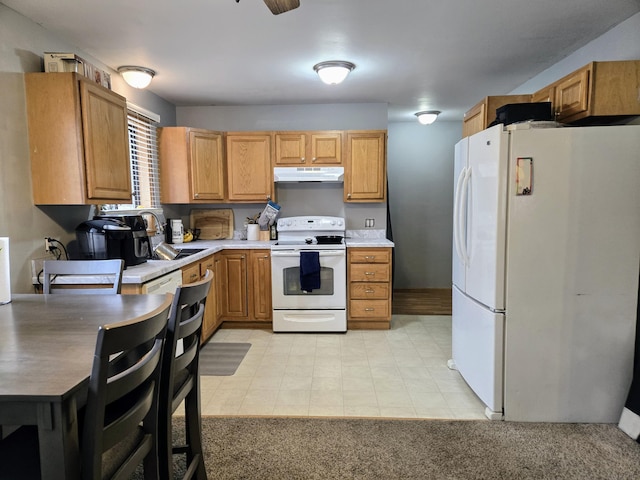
127 237 393 284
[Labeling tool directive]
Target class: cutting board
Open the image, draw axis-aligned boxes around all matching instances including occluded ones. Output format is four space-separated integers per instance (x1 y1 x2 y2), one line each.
190 209 234 240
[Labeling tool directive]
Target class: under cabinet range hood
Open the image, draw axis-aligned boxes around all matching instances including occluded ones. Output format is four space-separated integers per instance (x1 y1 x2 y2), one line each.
273 166 344 183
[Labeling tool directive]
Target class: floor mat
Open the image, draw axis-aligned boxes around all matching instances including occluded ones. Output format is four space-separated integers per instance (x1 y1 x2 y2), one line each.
199 342 251 376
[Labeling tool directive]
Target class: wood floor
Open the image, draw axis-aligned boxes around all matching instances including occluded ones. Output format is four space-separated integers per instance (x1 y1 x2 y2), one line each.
392 288 452 315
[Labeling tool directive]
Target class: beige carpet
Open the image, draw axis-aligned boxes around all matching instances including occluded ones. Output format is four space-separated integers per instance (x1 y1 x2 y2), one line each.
153 416 640 480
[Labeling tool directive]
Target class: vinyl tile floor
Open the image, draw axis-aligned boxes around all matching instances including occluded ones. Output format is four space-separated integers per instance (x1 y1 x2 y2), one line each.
199 315 487 419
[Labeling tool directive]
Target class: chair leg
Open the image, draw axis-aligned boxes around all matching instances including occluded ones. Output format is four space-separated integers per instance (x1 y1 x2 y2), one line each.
158 407 174 480
185 389 207 480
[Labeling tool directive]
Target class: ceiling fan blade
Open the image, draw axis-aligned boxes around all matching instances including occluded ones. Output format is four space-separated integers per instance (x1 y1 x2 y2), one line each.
263 0 300 15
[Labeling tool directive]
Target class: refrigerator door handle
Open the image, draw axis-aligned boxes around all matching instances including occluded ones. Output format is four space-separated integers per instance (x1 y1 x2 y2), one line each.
459 166 471 266
453 166 467 264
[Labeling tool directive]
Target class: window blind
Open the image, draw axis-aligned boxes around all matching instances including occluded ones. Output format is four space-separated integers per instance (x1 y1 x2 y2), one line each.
126 107 161 209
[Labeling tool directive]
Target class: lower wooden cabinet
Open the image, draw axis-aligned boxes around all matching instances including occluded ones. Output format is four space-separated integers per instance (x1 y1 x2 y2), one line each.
250 250 272 321
220 251 249 319
181 254 220 344
219 249 272 325
347 247 392 329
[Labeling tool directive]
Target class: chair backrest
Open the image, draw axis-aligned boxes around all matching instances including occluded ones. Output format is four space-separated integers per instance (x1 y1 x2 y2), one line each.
81 294 172 480
160 270 213 414
42 259 125 294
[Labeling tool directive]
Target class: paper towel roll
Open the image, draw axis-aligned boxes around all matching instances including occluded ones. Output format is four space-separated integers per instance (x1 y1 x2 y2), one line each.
0 237 10 304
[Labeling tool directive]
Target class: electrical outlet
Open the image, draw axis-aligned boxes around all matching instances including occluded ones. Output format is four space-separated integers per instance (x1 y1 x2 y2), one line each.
365 218 375 228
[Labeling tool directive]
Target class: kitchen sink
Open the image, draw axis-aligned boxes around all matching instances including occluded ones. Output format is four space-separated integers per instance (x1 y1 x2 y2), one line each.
152 247 207 260
174 248 207 259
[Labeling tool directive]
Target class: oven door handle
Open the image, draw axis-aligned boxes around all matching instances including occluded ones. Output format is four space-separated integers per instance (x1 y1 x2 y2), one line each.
271 250 345 257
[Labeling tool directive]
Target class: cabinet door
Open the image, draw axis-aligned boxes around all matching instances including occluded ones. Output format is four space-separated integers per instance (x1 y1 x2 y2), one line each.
213 253 225 325
310 131 342 165
555 67 590 121
199 255 217 342
222 251 248 318
226 134 273 202
274 132 306 165
251 250 272 321
531 86 554 104
462 102 486 138
80 79 132 201
190 130 225 201
344 131 386 202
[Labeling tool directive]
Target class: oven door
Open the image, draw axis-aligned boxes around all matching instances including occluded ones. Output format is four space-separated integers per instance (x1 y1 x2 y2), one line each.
271 249 346 309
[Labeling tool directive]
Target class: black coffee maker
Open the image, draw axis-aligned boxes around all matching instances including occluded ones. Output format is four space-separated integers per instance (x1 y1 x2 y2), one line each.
75 215 151 267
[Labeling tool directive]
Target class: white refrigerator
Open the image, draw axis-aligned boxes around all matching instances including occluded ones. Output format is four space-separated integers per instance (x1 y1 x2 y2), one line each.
450 123 640 422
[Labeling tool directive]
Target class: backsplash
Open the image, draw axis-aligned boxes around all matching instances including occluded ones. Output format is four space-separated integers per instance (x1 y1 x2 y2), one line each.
347 229 387 239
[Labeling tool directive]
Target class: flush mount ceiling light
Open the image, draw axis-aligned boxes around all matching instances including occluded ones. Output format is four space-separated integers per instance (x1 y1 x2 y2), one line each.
313 61 355 85
415 110 441 125
117 66 156 89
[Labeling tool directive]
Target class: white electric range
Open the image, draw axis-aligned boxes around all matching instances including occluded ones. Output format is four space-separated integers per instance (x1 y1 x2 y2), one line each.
271 216 347 333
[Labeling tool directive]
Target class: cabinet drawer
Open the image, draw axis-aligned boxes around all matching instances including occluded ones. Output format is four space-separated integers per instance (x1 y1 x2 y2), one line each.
349 263 390 282
182 263 200 284
349 249 391 264
350 282 389 299
349 300 390 318
200 256 215 276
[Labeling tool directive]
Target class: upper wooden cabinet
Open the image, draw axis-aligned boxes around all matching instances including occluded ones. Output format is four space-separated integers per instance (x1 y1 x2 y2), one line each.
462 95 532 138
273 131 342 166
533 61 640 124
159 127 225 203
344 130 387 203
25 73 132 205
226 132 274 202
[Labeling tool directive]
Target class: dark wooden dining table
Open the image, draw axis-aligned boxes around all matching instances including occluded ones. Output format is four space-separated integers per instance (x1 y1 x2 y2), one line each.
0 293 171 480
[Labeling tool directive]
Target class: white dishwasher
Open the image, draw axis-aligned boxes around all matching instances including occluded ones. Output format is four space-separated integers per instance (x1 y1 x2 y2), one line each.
141 269 182 294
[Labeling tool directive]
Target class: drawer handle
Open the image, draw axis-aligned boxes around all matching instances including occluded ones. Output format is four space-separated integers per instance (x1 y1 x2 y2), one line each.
365 308 375 312
365 289 375 293
364 272 375 276
364 256 376 260
190 274 198 282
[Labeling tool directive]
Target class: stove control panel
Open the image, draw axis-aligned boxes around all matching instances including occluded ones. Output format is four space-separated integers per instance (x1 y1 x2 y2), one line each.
277 216 345 232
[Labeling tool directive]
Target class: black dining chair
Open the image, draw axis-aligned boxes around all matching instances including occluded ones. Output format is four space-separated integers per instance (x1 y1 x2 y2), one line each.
158 270 212 480
81 293 173 480
42 259 125 294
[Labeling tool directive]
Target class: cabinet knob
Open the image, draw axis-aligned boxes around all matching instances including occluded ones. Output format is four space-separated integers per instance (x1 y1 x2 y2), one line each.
347 193 352 198
301 157 305 163
311 157 317 162
194 193 199 198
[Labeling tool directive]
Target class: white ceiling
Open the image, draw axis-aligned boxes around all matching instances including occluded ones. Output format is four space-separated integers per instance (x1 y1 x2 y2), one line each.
4 0 640 122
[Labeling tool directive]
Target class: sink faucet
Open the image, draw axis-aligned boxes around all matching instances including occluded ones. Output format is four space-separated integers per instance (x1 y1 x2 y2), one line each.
138 210 166 235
